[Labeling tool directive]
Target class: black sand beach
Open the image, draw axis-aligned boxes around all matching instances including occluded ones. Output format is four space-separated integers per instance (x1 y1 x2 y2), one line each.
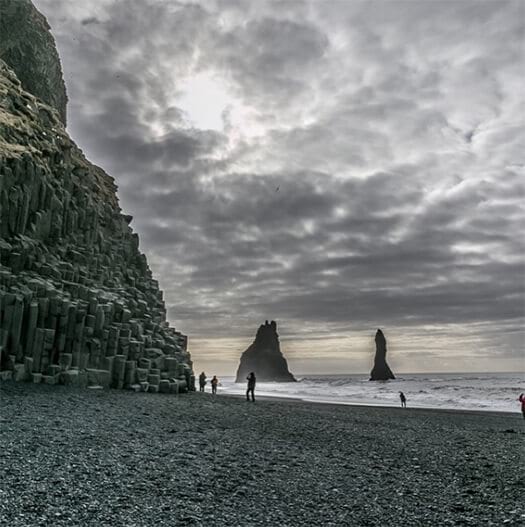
0 382 523 526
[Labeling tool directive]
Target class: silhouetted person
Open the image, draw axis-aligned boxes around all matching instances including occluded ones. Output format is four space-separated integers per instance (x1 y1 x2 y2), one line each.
199 372 207 392
399 391 407 408
246 372 256 402
211 375 219 395
519 393 525 419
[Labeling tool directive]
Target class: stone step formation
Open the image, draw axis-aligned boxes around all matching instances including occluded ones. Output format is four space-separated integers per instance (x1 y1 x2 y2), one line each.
235 320 296 383
0 1 194 394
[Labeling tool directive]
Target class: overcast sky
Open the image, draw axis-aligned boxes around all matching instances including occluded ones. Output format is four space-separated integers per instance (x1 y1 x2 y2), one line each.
34 0 524 375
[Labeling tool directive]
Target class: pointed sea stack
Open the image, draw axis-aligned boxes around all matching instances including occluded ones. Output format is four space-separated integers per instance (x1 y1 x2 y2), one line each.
369 329 395 381
235 321 296 382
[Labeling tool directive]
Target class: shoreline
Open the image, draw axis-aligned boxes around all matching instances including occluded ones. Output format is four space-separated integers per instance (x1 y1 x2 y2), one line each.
216 391 519 417
213 371 523 416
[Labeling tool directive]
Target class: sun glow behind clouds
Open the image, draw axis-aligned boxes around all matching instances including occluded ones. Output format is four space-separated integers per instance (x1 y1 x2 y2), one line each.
176 71 232 131
175 71 266 148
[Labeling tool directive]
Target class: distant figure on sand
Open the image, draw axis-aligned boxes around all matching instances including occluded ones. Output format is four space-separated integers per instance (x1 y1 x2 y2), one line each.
519 394 525 419
199 372 207 392
211 376 219 395
246 372 256 402
399 391 407 408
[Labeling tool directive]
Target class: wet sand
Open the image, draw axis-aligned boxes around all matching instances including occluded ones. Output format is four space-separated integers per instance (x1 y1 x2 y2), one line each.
0 382 523 526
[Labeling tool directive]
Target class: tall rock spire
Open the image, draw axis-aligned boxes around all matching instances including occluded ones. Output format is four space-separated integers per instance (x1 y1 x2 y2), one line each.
369 329 395 381
235 321 296 382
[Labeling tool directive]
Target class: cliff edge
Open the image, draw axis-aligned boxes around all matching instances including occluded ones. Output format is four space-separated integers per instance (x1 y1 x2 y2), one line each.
0 1 193 392
0 0 68 125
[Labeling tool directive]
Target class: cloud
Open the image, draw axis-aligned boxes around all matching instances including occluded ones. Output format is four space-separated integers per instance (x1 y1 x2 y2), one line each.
33 0 525 372
81 16 100 26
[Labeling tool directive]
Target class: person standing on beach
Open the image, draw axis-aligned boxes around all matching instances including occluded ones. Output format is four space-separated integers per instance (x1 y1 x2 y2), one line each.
519 393 525 419
211 375 219 395
199 372 207 392
246 372 256 402
399 391 407 408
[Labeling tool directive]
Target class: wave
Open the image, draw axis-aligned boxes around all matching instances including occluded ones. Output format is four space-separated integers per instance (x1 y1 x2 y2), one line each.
218 372 524 413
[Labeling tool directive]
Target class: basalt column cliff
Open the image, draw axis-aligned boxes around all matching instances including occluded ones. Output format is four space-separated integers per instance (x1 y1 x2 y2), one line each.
0 0 194 393
236 321 296 382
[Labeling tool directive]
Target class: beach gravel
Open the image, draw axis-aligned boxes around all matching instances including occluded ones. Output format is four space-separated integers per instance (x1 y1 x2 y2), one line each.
0 382 523 526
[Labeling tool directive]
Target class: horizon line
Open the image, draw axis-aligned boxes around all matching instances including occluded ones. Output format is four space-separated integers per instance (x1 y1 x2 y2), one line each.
212 370 524 377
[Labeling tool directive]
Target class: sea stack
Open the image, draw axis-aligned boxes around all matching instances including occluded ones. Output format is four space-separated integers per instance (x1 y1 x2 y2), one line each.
235 321 296 382
369 329 395 381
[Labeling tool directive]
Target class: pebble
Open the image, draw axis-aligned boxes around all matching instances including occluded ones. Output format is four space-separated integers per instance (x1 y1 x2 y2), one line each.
0 382 522 526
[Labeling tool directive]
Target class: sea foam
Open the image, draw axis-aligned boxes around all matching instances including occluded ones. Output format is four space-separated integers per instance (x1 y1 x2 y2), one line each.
218 372 524 413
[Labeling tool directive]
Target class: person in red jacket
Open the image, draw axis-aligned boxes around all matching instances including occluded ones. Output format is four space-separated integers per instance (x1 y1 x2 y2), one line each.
519 393 525 419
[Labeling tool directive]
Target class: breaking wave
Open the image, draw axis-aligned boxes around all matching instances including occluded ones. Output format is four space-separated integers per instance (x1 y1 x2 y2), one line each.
219 372 524 413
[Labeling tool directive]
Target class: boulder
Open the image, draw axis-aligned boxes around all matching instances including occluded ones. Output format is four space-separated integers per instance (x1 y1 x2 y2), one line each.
61 369 83 387
86 369 111 388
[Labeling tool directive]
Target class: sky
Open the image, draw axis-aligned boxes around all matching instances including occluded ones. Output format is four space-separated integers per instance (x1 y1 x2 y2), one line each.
34 0 524 375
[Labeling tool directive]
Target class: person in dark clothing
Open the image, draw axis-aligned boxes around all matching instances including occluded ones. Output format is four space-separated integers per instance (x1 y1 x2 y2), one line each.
519 393 525 419
199 372 207 392
211 375 219 395
399 391 407 408
246 372 256 402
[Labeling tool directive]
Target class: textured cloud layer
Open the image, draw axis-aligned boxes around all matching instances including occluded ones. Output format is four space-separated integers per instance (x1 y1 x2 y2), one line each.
34 0 524 373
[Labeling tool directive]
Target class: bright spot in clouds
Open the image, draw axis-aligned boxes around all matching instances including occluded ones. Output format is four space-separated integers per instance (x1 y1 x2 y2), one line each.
175 71 265 148
176 71 232 131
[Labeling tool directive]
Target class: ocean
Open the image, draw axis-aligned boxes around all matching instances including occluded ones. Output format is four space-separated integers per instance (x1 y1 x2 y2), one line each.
217 372 524 413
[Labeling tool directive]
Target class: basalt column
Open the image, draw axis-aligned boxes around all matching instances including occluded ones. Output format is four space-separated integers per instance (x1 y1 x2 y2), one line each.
0 0 194 393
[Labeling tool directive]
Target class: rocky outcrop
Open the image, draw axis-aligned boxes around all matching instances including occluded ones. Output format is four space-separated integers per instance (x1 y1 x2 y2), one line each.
235 321 296 382
0 0 67 125
0 2 193 393
369 329 395 381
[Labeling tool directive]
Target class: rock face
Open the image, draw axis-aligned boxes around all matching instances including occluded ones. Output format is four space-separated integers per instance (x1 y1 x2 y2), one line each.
0 1 194 393
0 0 68 125
369 329 395 381
235 321 296 383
